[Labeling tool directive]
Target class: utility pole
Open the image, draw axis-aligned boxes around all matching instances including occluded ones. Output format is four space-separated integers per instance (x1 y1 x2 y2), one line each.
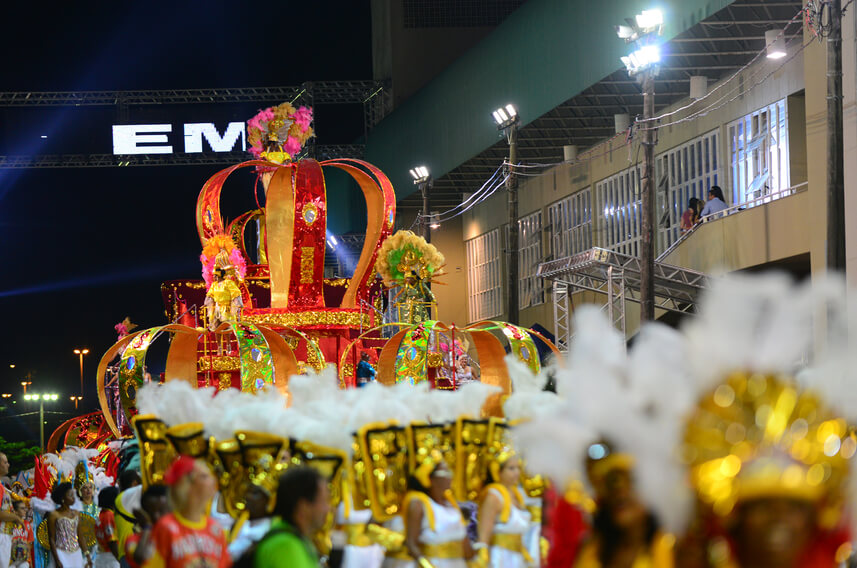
409 166 432 243
39 399 45 450
420 178 433 243
491 104 521 324
827 0 845 269
616 8 663 322
507 122 519 325
640 71 656 321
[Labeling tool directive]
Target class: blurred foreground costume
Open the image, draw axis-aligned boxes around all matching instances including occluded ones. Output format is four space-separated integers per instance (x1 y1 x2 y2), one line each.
513 274 857 568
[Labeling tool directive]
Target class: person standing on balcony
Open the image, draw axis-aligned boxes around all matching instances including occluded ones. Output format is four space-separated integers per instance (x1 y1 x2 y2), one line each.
700 186 728 219
680 198 702 233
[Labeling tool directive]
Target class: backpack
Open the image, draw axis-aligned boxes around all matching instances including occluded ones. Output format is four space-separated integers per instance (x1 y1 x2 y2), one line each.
232 526 293 568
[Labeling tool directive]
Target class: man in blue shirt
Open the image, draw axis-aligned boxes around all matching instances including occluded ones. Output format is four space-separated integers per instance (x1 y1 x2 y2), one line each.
355 352 376 387
700 185 728 219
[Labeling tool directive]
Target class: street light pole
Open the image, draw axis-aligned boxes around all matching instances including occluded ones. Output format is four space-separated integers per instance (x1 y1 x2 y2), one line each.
827 0 845 269
408 166 433 242
492 104 521 325
74 348 89 396
24 393 58 451
640 71 656 322
617 9 664 323
507 122 519 325
420 178 433 243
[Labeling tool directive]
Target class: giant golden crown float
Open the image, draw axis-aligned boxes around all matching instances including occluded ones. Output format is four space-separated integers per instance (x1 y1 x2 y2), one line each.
47 102 557 449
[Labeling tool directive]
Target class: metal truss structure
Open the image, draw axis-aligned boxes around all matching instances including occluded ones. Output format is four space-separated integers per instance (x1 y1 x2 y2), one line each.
0 81 388 169
539 247 707 350
0 145 365 169
0 80 391 125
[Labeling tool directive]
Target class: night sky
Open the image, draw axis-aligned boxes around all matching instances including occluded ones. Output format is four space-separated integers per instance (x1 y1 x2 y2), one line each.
0 1 373 442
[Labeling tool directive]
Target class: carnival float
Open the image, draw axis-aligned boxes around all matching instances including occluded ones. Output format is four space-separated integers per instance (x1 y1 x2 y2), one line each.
44 101 556 452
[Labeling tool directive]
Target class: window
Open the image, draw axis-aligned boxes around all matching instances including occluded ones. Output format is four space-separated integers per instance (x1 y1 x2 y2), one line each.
655 130 720 252
728 99 790 206
465 229 503 322
518 211 544 309
595 167 642 256
547 189 593 259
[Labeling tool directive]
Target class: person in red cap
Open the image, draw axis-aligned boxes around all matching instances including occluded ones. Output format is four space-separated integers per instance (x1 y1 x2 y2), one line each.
142 457 229 568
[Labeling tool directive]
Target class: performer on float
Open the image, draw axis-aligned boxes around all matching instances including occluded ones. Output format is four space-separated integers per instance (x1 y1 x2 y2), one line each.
47 482 90 568
355 352 377 387
399 270 436 325
204 267 243 332
475 449 534 568
397 453 470 567
375 231 444 326
573 444 673 568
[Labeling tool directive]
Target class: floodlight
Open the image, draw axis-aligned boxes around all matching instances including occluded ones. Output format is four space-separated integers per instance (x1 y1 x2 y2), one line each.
429 212 441 229
765 29 786 59
621 44 661 74
492 104 519 129
409 166 430 184
615 25 636 40
636 9 663 30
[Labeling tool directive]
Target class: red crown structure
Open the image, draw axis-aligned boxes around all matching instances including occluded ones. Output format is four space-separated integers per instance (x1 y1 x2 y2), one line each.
160 157 396 375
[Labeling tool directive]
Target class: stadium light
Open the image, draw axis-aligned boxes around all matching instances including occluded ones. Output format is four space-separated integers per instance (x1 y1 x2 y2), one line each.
492 104 519 130
409 166 430 184
765 29 787 59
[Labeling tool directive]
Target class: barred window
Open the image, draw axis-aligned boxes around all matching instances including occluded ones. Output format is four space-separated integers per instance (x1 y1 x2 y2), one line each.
655 130 720 252
465 229 503 322
728 99 790 207
595 167 642 256
547 189 592 259
518 211 544 309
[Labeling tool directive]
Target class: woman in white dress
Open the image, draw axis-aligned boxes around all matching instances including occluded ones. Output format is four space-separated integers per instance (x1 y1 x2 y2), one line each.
388 456 471 568
47 482 88 568
333 482 385 568
476 450 534 568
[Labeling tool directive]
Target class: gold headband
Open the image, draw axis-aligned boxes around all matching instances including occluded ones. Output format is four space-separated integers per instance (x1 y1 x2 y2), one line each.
414 448 445 489
488 446 517 483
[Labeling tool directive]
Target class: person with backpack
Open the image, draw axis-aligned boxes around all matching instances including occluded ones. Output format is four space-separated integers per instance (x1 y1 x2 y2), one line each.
249 467 330 568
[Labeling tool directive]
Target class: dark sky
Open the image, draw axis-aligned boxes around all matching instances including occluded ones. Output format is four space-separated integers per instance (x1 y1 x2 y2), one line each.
0 1 373 442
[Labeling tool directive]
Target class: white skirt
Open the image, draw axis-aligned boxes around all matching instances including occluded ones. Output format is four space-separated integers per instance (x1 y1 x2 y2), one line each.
51 548 85 568
94 551 119 568
489 546 527 568
342 544 385 568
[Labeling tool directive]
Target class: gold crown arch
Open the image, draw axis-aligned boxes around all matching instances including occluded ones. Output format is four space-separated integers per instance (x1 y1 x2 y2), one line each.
196 159 397 370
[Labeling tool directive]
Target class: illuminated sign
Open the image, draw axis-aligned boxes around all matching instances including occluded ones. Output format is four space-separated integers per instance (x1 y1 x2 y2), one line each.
112 122 246 155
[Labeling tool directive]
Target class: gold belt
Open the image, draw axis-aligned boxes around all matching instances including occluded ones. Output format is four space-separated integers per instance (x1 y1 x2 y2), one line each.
422 540 465 559
492 533 524 552
342 524 371 547
492 533 535 564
